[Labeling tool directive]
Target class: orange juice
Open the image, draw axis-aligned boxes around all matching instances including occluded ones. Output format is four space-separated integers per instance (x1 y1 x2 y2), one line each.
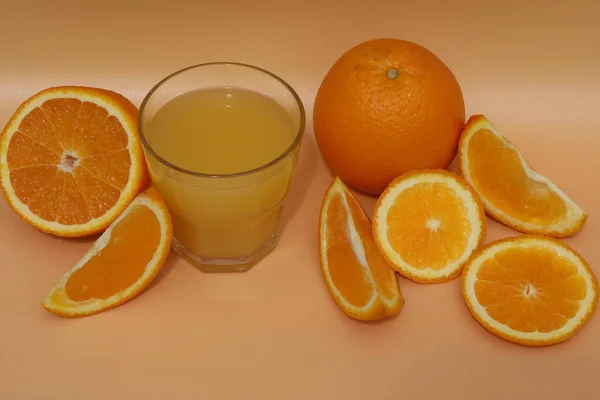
143 86 301 270
147 87 296 175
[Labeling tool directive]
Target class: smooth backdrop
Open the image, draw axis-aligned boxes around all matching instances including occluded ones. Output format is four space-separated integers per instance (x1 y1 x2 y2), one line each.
1 1 599 399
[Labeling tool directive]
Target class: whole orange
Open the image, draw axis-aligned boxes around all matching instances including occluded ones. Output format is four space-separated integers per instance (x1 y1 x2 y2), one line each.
313 38 465 195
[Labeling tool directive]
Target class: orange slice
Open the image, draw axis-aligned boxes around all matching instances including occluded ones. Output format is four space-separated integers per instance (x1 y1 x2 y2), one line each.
319 177 403 321
0 86 149 237
458 115 587 237
373 169 485 283
42 187 172 318
461 235 598 346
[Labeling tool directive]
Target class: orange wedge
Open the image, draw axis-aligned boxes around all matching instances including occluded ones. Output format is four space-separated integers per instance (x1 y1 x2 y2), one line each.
458 115 587 237
0 86 149 237
42 187 172 318
319 177 403 321
373 169 485 283
462 235 598 346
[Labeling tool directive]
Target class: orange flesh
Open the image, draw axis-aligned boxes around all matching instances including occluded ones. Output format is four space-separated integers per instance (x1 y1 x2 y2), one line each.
386 182 471 269
7 99 131 224
344 191 398 300
325 192 374 307
60 204 161 301
475 245 586 333
468 129 567 225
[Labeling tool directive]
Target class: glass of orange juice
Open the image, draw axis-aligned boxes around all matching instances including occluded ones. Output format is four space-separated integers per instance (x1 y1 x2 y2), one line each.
138 62 305 272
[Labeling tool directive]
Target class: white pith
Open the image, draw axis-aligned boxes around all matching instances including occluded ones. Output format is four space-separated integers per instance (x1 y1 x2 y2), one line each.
426 218 441 231
58 152 79 173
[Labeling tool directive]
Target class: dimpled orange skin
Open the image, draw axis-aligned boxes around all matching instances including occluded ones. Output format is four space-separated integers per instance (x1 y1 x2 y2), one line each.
313 38 466 195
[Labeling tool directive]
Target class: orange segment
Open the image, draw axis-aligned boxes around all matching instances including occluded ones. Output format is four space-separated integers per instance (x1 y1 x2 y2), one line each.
319 177 403 321
26 170 66 222
458 115 587 237
325 193 373 307
78 149 131 190
18 107 64 154
40 97 83 151
9 166 58 204
373 169 485 283
76 115 129 157
386 181 471 270
42 187 172 318
462 235 598 346
71 100 110 152
7 131 61 168
0 86 149 237
72 166 122 219
468 129 568 224
58 174 91 225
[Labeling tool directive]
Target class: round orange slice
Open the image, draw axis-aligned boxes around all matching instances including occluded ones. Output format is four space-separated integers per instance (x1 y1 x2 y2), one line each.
373 169 485 283
461 235 598 346
458 115 587 238
0 86 149 237
319 177 403 321
42 187 172 318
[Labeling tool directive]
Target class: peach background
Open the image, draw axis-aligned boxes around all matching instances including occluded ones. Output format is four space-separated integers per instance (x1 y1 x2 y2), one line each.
1 1 599 399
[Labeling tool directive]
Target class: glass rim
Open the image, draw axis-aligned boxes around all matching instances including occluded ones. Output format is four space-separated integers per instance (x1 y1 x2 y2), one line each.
138 61 306 179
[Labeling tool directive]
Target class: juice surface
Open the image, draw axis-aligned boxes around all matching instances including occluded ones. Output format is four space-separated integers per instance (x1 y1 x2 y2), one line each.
147 86 296 175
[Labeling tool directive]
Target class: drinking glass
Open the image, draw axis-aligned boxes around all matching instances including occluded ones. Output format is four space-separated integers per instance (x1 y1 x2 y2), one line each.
138 62 305 272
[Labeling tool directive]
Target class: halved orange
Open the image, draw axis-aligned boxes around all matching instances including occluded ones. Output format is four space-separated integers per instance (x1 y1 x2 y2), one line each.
42 187 172 318
458 115 587 237
319 177 403 321
373 169 485 283
462 235 598 346
0 86 149 237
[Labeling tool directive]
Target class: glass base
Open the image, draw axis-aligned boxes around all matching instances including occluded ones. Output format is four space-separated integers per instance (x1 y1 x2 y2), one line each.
172 233 279 273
